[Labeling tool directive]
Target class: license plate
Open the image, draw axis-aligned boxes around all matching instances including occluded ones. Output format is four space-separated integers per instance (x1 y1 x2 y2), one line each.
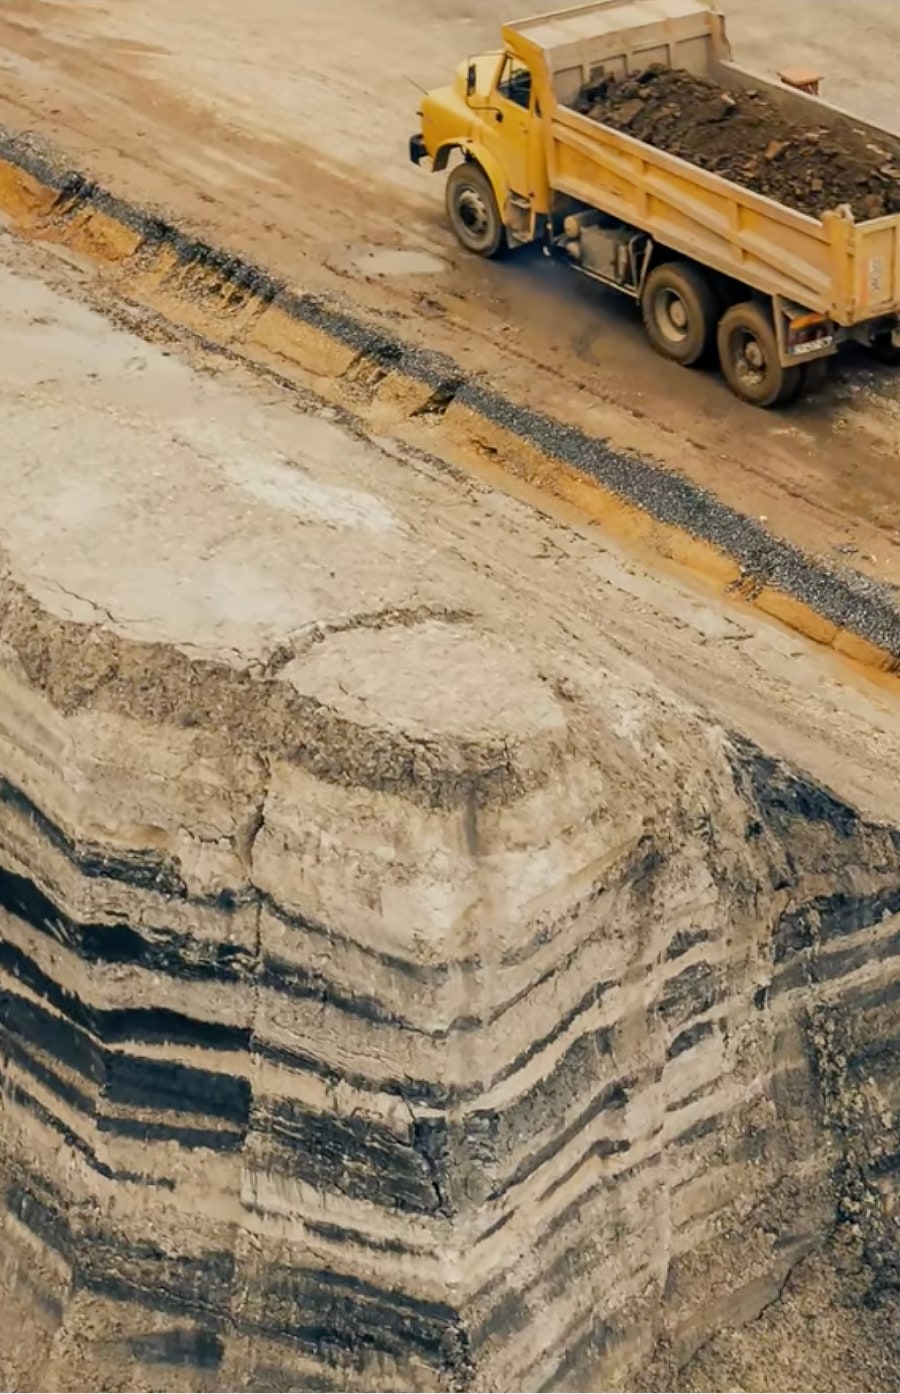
789 336 833 357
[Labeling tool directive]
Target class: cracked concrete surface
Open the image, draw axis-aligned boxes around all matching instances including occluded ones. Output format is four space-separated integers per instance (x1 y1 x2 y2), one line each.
1 226 900 1392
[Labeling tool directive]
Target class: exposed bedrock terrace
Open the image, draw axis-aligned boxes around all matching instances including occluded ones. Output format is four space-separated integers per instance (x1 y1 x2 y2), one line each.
0 236 899 1392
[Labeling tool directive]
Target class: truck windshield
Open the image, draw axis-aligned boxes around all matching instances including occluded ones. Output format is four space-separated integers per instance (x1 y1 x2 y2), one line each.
497 56 532 109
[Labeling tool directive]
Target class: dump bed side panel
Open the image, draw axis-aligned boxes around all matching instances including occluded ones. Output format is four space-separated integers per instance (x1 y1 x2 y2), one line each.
549 107 837 311
714 57 900 318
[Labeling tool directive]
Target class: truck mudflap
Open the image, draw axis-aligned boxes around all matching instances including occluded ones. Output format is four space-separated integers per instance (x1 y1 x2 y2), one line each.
409 134 428 166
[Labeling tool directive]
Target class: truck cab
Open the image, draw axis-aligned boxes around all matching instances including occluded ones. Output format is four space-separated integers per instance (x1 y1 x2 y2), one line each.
411 47 549 255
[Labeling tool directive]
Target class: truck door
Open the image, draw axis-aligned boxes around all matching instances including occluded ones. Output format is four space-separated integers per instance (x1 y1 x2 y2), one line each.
490 55 535 203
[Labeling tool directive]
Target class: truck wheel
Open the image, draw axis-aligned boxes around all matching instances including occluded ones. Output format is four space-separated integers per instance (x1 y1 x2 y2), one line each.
446 164 505 258
717 301 803 407
641 261 718 366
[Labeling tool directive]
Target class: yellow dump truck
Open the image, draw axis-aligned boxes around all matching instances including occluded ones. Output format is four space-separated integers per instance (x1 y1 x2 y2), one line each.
409 0 900 406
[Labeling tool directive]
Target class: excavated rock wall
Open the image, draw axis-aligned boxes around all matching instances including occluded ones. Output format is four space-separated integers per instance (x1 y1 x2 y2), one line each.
1 568 899 1391
0 226 898 1392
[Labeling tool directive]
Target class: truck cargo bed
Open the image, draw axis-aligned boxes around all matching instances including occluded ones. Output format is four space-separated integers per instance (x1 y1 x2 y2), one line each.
509 0 900 323
577 67 899 224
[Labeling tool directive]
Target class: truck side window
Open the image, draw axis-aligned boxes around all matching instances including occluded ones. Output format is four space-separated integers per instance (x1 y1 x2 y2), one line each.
497 56 532 110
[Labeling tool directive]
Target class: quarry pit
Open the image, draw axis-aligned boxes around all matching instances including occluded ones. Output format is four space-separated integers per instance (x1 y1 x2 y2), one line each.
1 1 900 1390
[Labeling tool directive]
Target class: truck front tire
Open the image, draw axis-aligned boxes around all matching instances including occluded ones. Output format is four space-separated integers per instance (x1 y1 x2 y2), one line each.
641 261 718 367
717 302 804 408
446 163 505 259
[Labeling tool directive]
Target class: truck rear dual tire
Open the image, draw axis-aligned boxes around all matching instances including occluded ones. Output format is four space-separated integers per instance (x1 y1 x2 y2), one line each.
641 268 806 406
717 302 803 407
641 261 719 367
446 163 506 259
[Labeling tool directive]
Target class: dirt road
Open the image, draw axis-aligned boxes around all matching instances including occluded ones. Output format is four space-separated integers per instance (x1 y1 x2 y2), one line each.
0 0 899 598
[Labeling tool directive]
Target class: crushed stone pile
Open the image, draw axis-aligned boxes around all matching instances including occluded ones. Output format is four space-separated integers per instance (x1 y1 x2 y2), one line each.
575 65 900 221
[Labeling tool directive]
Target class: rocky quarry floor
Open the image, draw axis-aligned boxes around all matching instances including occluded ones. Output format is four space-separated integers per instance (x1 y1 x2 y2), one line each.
579 65 900 221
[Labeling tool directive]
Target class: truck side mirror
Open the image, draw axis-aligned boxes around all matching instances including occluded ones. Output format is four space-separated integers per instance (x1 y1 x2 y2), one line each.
466 62 477 98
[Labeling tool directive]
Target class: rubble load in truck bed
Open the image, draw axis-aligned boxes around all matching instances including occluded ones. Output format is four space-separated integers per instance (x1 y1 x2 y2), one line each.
575 65 900 222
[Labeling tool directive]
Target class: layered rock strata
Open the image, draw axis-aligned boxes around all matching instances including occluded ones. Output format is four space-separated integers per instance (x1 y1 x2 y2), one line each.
1 247 899 1392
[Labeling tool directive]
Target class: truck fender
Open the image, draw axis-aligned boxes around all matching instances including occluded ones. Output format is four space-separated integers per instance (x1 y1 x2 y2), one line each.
434 140 509 215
